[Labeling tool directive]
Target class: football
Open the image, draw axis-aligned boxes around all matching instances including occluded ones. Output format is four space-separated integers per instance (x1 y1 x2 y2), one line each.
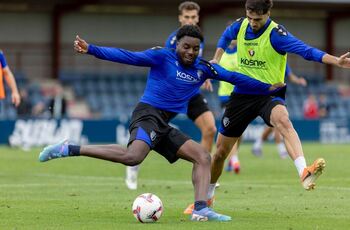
132 193 163 223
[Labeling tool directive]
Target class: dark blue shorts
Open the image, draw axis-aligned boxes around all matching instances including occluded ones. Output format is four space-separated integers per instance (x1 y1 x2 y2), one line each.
128 102 190 163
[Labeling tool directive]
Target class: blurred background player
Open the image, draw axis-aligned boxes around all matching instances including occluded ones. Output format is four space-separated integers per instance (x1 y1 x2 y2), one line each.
252 64 307 159
0 50 21 113
125 1 218 190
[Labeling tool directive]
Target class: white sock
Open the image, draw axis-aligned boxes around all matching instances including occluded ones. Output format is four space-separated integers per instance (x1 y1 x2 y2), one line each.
230 154 239 163
277 143 287 154
294 156 307 176
207 183 216 200
253 138 263 149
131 165 140 172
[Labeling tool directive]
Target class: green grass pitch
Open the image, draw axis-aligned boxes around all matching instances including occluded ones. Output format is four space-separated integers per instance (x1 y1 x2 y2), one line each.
1 143 350 229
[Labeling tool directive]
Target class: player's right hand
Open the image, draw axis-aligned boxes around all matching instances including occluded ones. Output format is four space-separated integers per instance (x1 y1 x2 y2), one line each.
74 35 89 54
269 82 286 91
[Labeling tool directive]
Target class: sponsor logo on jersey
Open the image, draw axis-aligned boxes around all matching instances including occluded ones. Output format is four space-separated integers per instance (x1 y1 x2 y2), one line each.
244 42 258 46
176 70 200 83
240 58 267 69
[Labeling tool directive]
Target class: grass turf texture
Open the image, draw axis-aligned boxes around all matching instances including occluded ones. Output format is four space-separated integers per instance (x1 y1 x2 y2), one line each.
0 143 350 229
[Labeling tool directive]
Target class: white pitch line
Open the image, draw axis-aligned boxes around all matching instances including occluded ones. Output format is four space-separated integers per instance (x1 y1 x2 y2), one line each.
1 175 350 191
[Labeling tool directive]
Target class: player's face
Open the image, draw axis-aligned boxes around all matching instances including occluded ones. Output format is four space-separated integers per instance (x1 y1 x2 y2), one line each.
179 9 199 26
246 10 270 32
176 36 200 66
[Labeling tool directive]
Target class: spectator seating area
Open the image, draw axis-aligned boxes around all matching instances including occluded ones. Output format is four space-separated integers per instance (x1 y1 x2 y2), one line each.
2 72 350 120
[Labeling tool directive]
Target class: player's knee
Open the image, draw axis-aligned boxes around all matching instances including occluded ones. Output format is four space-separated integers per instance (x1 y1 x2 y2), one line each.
123 153 143 166
276 115 293 130
194 150 211 166
216 142 231 157
203 125 217 138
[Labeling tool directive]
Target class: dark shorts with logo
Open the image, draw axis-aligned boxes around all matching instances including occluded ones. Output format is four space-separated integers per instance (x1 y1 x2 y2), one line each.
187 94 210 121
220 88 286 137
128 102 190 163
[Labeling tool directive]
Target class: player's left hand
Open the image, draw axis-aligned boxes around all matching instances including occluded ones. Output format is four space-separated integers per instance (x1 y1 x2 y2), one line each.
201 79 213 92
12 92 21 107
337 52 350 68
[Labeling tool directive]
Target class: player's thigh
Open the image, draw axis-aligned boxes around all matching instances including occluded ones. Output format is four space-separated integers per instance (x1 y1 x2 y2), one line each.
153 128 191 164
219 94 259 137
259 99 287 127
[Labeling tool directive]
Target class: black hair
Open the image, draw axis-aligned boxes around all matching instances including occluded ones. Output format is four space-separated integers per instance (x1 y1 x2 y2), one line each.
176 25 204 43
245 0 273 15
178 1 200 15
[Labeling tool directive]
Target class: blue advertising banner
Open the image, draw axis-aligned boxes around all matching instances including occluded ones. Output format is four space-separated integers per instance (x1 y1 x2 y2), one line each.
0 118 348 147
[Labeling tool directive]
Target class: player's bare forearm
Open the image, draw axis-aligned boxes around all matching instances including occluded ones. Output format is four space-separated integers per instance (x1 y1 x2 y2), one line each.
3 67 21 106
212 48 225 63
3 68 19 94
322 52 350 68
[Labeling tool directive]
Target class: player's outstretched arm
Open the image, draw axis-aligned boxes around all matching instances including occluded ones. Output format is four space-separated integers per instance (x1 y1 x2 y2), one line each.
208 63 285 94
322 52 350 68
73 35 161 67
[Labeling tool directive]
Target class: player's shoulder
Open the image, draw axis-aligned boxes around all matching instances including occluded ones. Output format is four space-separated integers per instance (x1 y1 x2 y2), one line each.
199 59 219 76
151 46 164 50
272 24 289 36
150 46 176 58
235 17 244 23
0 49 3 55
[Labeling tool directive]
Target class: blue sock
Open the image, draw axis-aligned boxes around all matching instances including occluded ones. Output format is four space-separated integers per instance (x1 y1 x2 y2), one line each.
68 145 81 156
194 200 207 211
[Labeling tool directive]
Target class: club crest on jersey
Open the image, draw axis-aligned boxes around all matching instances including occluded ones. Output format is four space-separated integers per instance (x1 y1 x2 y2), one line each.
223 117 230 127
150 131 157 142
248 49 255 57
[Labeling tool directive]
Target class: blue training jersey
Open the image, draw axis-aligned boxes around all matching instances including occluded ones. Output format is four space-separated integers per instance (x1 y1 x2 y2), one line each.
88 45 275 114
217 18 326 62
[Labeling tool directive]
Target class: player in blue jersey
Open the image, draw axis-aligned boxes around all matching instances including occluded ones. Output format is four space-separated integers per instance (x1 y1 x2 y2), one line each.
0 50 21 113
125 1 217 190
38 25 282 222
201 0 350 210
